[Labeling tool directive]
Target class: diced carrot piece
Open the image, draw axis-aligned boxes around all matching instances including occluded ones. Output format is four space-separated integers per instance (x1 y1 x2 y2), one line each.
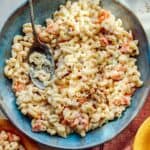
120 43 129 53
115 65 126 72
98 10 110 23
121 96 131 105
32 124 41 132
70 118 79 128
8 133 14 142
114 96 131 106
13 81 26 92
79 117 89 129
112 75 122 81
100 36 109 46
77 98 87 104
111 71 122 81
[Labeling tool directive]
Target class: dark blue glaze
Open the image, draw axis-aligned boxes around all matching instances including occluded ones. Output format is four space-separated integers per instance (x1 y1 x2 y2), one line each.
0 0 149 149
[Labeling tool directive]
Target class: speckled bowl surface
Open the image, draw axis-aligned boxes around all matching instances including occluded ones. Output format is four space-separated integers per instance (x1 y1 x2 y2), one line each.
0 0 150 149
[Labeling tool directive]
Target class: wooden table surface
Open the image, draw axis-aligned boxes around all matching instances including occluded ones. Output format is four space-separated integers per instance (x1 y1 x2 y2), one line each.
0 0 150 150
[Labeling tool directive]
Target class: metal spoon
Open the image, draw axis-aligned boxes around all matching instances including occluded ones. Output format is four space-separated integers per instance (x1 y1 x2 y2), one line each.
28 0 55 89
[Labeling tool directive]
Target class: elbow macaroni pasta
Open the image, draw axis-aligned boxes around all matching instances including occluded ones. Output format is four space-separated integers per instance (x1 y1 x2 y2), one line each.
0 131 25 150
4 0 143 137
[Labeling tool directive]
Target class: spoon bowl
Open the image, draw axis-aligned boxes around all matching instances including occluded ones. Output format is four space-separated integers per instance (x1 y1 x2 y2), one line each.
29 41 55 89
28 0 55 89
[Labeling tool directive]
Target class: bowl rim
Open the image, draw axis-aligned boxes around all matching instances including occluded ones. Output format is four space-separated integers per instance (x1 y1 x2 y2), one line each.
0 0 150 149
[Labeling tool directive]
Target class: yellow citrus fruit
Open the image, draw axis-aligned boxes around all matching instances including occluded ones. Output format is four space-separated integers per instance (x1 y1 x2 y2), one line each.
133 117 150 150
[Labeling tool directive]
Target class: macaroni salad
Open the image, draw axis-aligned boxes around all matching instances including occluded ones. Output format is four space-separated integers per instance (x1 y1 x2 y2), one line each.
4 0 143 137
0 131 25 150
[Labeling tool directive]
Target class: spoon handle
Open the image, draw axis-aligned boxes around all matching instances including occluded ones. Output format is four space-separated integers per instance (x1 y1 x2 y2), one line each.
28 0 38 42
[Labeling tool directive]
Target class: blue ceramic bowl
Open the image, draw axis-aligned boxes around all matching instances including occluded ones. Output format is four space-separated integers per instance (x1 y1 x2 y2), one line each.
0 0 150 149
